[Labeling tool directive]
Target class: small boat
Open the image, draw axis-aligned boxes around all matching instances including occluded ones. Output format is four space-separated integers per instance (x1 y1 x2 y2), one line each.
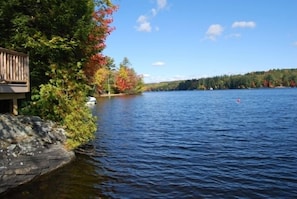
86 96 97 105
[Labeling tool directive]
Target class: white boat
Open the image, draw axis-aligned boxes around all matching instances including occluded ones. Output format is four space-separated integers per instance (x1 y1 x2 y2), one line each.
86 96 97 106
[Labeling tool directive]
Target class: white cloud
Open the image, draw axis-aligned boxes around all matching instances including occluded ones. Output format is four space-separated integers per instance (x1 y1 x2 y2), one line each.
157 0 167 10
293 41 297 47
152 61 165 66
135 0 167 33
232 21 256 28
206 24 224 41
137 22 152 32
137 15 147 23
136 15 152 32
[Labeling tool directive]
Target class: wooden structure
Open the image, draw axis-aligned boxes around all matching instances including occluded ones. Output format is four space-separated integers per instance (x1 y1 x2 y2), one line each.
0 47 30 115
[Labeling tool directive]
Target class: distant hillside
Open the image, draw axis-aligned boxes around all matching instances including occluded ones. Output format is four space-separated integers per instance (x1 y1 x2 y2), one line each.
145 80 183 91
144 68 297 91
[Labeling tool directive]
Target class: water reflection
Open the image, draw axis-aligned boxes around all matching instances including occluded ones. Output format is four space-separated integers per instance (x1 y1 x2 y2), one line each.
1 154 107 199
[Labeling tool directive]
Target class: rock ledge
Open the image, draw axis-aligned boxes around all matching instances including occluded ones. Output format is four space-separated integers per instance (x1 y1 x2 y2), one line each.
0 114 75 194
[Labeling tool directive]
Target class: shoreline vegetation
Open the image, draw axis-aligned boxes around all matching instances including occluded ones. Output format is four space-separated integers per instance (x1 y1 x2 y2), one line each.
98 93 126 97
0 0 144 196
144 68 297 91
0 0 118 195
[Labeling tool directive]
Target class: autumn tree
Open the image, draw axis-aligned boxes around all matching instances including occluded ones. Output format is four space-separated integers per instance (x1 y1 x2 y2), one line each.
114 57 144 94
94 67 110 94
84 1 117 84
0 0 117 149
92 56 115 94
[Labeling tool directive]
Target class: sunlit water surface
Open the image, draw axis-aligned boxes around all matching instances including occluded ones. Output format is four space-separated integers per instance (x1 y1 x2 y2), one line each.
2 89 297 198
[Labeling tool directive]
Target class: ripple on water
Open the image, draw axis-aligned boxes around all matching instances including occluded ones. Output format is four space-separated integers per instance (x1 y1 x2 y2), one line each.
2 89 297 199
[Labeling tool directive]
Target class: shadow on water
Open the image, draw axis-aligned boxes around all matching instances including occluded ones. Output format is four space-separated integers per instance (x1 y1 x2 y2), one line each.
1 153 108 199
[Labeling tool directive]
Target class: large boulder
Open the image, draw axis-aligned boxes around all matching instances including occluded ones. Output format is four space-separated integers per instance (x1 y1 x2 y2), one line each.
0 114 75 194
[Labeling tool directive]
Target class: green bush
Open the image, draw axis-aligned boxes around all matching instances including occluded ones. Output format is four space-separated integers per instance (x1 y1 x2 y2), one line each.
21 65 97 150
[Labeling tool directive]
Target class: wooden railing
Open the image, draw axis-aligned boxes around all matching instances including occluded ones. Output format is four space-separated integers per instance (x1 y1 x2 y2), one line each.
0 47 29 84
0 47 30 115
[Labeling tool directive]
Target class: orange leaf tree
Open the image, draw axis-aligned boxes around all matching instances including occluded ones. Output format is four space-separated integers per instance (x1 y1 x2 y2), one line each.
115 57 144 94
83 1 117 85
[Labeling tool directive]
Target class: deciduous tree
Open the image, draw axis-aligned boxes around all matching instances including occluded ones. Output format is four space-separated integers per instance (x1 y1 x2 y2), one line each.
115 58 143 94
0 0 117 149
84 1 117 84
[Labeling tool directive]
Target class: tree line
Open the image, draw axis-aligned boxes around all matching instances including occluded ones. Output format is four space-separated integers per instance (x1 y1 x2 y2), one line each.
145 68 297 91
0 0 143 149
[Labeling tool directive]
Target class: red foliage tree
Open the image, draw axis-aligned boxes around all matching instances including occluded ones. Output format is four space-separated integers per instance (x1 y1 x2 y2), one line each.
115 66 142 94
83 3 117 83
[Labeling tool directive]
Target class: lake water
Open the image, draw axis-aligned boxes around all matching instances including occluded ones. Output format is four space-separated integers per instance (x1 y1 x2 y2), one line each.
2 89 297 198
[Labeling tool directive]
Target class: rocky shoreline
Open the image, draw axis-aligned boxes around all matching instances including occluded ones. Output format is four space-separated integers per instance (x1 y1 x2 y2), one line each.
0 114 75 194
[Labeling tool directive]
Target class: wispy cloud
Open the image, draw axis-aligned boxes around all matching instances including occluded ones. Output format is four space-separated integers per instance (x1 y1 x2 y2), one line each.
152 61 166 66
232 21 256 28
203 21 256 41
142 74 151 78
157 0 167 9
136 15 151 32
205 24 224 41
135 0 168 32
293 41 297 47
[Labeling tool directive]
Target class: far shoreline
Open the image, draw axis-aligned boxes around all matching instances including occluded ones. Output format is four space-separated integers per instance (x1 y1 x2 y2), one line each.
97 93 126 98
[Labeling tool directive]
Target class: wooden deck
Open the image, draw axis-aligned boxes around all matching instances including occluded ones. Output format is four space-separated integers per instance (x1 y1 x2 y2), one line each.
0 47 30 115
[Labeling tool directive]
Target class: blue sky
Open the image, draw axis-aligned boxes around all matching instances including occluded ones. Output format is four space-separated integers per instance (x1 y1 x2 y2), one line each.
104 0 297 83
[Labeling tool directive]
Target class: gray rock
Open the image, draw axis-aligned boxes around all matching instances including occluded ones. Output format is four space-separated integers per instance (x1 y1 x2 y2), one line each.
6 144 16 151
0 114 75 194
